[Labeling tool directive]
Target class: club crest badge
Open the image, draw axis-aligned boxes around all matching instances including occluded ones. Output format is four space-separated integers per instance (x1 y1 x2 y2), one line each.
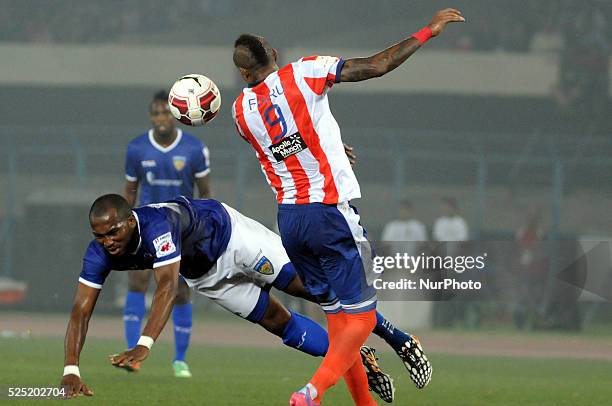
173 156 186 171
254 256 274 275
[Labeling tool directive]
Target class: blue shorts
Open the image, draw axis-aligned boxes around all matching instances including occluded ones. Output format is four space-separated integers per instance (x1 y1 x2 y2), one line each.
277 202 377 314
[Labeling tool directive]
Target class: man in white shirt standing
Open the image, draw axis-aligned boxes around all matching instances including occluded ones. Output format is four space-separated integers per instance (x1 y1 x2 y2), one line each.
432 197 470 327
381 200 428 257
380 201 430 329
433 197 469 246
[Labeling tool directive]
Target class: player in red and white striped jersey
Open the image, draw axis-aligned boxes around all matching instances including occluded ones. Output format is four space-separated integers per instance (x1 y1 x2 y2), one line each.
232 8 464 406
233 53 358 205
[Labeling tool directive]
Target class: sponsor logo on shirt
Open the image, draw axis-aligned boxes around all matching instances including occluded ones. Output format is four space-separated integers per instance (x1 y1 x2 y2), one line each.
141 160 156 167
146 172 183 187
153 232 176 258
173 156 186 171
268 132 307 161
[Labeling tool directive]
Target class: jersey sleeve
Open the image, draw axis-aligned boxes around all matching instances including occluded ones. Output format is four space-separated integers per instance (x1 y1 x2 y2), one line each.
144 218 182 269
125 142 139 182
297 55 345 95
193 140 211 178
232 99 251 144
79 241 111 289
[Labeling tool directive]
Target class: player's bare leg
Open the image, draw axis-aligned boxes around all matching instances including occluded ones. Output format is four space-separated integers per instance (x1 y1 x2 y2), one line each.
174 279 191 305
282 274 319 302
257 294 292 336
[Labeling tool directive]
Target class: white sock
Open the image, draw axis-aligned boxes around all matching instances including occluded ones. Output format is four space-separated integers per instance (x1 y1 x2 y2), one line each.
300 383 318 399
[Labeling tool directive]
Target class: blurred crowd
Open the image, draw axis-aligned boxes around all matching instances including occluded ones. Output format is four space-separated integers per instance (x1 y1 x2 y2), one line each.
379 198 584 331
0 0 238 44
0 0 609 133
554 1 610 130
1 0 609 54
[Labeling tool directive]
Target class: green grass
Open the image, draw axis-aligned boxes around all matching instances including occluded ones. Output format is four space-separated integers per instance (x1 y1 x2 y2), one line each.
1 337 610 405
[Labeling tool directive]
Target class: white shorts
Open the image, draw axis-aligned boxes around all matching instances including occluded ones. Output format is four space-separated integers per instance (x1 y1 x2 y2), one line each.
181 203 291 320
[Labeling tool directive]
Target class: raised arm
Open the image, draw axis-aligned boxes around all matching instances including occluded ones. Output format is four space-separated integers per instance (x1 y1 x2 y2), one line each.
340 8 465 82
110 261 180 367
61 282 100 398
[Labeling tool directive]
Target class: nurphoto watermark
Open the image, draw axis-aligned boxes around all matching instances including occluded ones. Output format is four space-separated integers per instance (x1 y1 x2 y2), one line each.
365 240 612 302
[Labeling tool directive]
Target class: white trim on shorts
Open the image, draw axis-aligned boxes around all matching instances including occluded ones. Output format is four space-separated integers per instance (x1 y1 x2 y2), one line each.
181 202 290 320
335 201 377 311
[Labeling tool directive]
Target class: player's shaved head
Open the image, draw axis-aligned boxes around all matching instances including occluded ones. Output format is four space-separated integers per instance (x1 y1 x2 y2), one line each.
89 194 138 256
89 194 132 222
233 34 274 71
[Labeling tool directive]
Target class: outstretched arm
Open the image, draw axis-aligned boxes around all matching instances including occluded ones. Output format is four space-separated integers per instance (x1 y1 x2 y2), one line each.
110 262 180 367
340 8 465 82
61 282 100 398
141 262 180 339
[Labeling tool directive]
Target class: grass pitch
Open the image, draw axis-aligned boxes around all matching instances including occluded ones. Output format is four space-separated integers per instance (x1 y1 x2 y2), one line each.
1 336 610 405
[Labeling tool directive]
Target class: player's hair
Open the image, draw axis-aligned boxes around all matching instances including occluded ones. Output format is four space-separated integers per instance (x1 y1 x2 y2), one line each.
149 89 169 111
89 194 132 221
233 34 271 70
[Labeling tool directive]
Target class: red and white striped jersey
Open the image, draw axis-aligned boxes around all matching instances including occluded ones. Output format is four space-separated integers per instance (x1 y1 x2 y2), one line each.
232 55 361 205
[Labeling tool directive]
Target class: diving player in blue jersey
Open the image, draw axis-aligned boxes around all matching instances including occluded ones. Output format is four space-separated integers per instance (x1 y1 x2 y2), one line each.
60 194 394 401
122 90 211 378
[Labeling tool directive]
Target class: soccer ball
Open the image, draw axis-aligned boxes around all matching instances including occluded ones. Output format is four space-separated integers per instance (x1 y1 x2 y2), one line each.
168 74 221 126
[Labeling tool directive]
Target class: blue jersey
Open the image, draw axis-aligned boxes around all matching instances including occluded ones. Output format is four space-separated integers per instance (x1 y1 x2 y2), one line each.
125 129 210 205
78 197 231 289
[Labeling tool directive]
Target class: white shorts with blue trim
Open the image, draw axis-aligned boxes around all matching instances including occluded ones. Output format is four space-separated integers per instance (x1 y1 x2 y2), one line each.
181 203 291 320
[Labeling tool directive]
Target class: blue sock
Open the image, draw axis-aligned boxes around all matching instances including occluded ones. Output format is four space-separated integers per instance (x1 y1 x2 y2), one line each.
282 310 328 357
172 303 192 362
373 311 412 351
124 291 146 349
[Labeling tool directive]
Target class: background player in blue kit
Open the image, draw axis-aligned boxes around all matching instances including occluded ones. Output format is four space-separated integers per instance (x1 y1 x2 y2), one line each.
59 194 393 401
122 90 211 377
